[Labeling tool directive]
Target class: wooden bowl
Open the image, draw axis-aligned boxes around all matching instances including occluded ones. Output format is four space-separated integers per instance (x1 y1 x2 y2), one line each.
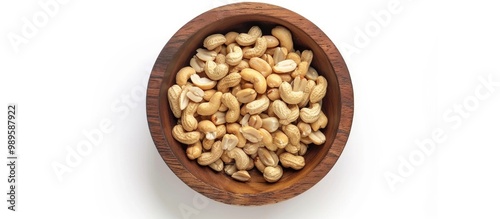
146 2 353 206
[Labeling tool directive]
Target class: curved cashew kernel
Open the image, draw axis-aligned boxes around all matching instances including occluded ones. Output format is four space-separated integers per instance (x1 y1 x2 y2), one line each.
258 148 279 167
298 79 316 107
198 120 217 140
208 159 224 172
309 130 326 145
306 66 319 80
263 35 279 48
249 57 272 77
311 111 328 131
285 143 300 154
186 141 202 160
266 74 282 88
227 147 250 170
175 66 196 86
248 26 263 38
226 44 243 66
240 126 263 143
215 124 226 139
243 37 267 59
172 125 201 145
272 130 289 149
248 115 262 129
266 88 281 101
190 56 205 73
186 86 205 103
211 111 226 125
240 68 267 94
224 31 239 45
203 34 226 50
300 103 321 123
261 117 279 133
291 61 309 78
190 74 217 90
279 152 305 170
202 138 214 150
195 48 217 62
301 49 313 65
245 95 270 115
221 93 240 123
226 123 246 148
273 47 288 64
273 59 297 73
279 104 299 125
271 26 293 52
229 59 249 73
231 170 251 182
264 166 283 183
235 88 257 103
204 60 229 81
310 76 327 103
283 124 301 146
286 52 301 66
197 91 222 116
197 140 223 166
259 128 275 151
181 102 199 131
217 73 241 92
167 85 182 118
243 142 263 156
203 89 216 101
272 100 291 120
279 82 304 104
297 121 312 137
299 143 308 156
224 163 237 175
254 157 266 173
236 33 257 46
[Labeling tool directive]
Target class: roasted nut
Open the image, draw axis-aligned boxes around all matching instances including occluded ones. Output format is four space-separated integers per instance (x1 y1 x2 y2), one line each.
279 152 305 170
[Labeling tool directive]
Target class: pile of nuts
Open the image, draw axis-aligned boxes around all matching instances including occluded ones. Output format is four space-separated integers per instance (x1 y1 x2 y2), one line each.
168 25 328 183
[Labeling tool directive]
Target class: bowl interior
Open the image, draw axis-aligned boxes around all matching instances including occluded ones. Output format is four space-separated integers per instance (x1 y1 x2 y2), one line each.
150 3 351 205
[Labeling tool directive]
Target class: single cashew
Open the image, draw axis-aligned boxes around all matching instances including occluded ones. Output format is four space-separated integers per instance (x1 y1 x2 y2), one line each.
195 48 217 62
231 170 251 182
263 166 283 183
311 111 328 131
279 104 299 125
279 81 304 104
240 126 263 143
305 66 319 80
202 138 214 150
226 123 246 148
272 100 291 120
259 128 275 151
299 143 308 156
175 66 196 86
272 130 289 149
258 148 279 167
271 26 293 52
190 56 205 73
208 159 224 172
291 61 308 78
243 142 262 155
186 141 202 160
308 130 326 145
254 157 266 173
215 124 226 139
211 111 226 125
179 86 190 110
203 89 216 101
249 57 272 77
235 88 257 103
197 140 223 166
224 163 237 175
310 76 327 103
263 35 279 48
217 73 241 92
215 52 226 64
204 60 229 81
167 84 182 118
240 68 267 94
279 152 305 170
197 91 222 116
245 95 270 115
266 74 282 88
283 124 301 146
186 86 205 103
261 117 279 133
273 59 297 73
181 102 199 131
235 26 262 46
300 103 321 123
190 74 217 90
229 59 249 73
300 136 313 145
266 88 280 101
198 120 217 140
203 33 226 50
226 43 243 66
297 121 312 137
172 125 200 145
248 115 262 129
298 79 316 107
227 147 250 170
273 47 288 64
221 93 240 123
224 31 239 45
285 143 300 154
287 52 301 66
243 37 267 59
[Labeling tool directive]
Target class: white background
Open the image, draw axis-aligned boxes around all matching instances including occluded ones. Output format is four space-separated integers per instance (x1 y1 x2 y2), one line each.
1 0 499 218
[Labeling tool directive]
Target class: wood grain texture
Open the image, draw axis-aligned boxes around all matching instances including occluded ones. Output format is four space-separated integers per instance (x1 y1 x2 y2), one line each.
146 2 354 206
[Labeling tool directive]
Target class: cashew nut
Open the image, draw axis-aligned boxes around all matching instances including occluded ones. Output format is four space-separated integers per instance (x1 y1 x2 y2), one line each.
225 44 243 66
226 123 246 148
204 60 229 81
279 81 304 104
167 84 182 118
197 91 222 116
271 26 293 52
266 74 282 88
263 166 283 183
203 33 226 50
282 124 301 146
198 120 217 140
249 57 272 77
227 147 250 170
309 76 327 103
195 48 217 62
231 170 251 182
240 126 263 143
273 59 297 73
197 140 223 166
172 125 201 145
235 88 257 103
221 93 240 123
243 37 267 59
279 152 305 170
263 35 279 48
181 102 199 132
175 66 196 86
186 141 202 160
217 72 241 92
208 159 224 172
240 68 267 94
190 74 217 90
311 111 328 131
245 94 270 115
299 103 321 123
